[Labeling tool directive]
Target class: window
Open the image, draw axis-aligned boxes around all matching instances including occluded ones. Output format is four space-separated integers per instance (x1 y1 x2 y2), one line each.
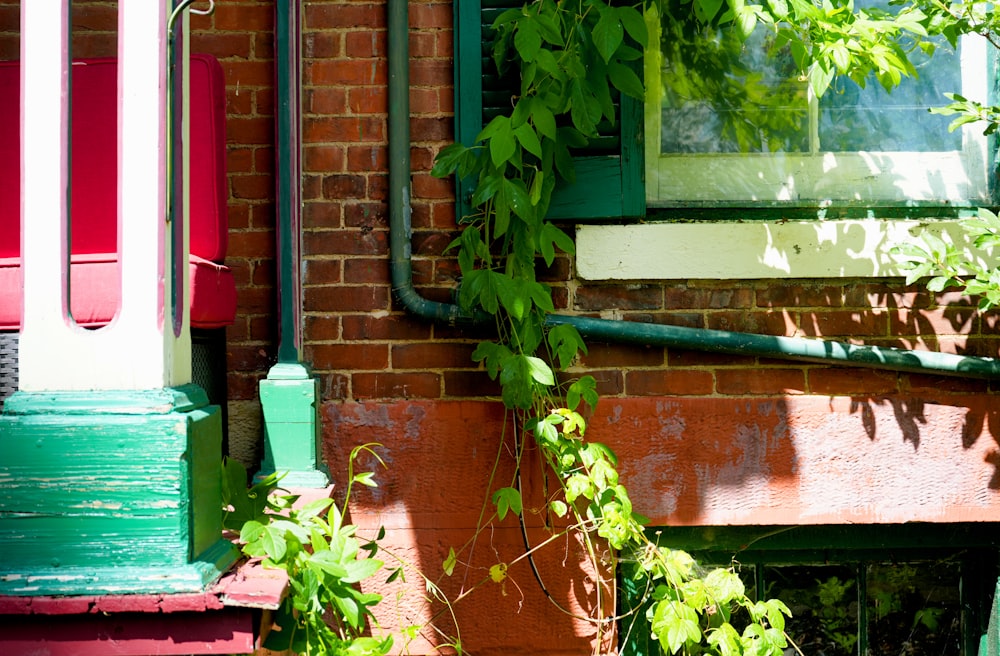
619 525 1000 656
453 1 998 280
453 0 644 222
645 0 994 206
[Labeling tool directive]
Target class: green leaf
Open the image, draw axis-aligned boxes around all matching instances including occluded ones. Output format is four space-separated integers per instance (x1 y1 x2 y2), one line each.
591 7 624 64
525 355 555 386
549 499 568 517
491 486 523 521
514 122 543 159
514 19 542 63
443 547 457 576
342 557 383 584
616 6 648 48
309 550 350 579
608 62 645 100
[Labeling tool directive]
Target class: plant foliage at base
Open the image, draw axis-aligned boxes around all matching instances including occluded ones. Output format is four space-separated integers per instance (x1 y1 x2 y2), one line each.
222 447 394 656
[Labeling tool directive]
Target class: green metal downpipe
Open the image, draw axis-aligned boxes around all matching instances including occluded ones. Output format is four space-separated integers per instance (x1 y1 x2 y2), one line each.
388 0 473 325
386 0 1000 381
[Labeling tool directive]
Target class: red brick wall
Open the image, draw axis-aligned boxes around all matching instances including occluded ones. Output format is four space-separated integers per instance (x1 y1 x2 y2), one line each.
4 2 999 653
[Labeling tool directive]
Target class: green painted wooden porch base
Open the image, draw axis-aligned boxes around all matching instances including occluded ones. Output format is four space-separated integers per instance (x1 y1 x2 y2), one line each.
0 385 236 596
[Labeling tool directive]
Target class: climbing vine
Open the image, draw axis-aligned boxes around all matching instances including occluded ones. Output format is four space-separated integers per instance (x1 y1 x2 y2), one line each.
430 0 996 654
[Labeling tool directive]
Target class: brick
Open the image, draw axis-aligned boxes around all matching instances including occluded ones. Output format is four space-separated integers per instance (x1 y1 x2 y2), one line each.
901 372 991 396
305 117 385 144
412 231 454 256
228 344 276 371
579 343 664 369
353 372 441 399
228 373 261 401
302 201 343 229
412 172 454 199
306 87 348 115
213 4 273 31
892 307 978 337
410 116 452 142
321 173 367 199
667 348 756 368
303 31 343 59
304 315 341 341
558 369 624 398
344 202 389 229
304 285 390 312
71 4 118 31
251 259 276 286
305 4 387 30
306 60 387 87
715 369 806 395
706 310 796 335
252 146 276 175
756 283 845 308
229 174 274 200
367 173 389 200
309 344 389 371
625 369 715 396
249 315 277 342
320 372 351 400
443 371 503 398
249 202 277 230
392 343 477 370
807 367 899 395
409 32 438 59
344 257 391 284
228 117 274 146
303 258 343 285
302 145 347 173
191 33 253 59
235 286 275 315
227 147 255 175
663 284 752 310
342 314 432 341
228 230 277 259
302 230 388 257
801 309 888 338
574 285 663 312
347 145 388 172
345 30 386 59
410 3 453 30
222 60 274 88
410 60 452 87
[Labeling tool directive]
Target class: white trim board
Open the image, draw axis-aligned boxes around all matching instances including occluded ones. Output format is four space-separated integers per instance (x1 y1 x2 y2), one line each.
575 219 995 280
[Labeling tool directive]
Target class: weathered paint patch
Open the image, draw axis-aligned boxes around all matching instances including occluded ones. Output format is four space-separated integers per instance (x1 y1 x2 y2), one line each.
0 390 236 595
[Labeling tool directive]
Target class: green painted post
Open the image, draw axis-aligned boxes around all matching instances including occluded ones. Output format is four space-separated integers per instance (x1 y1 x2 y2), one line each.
982 579 999 656
0 387 236 595
256 1 329 487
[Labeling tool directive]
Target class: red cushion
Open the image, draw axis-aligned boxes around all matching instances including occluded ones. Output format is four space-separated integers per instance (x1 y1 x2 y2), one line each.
0 54 233 329
0 55 228 261
0 255 236 331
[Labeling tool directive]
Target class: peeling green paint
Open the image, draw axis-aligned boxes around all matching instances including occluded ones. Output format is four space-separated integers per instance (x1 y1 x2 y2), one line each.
0 386 236 595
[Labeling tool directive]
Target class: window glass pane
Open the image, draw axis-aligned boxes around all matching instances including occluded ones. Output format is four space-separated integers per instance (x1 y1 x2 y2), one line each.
659 0 809 154
658 0 963 156
867 561 963 655
764 564 859 655
819 43 962 152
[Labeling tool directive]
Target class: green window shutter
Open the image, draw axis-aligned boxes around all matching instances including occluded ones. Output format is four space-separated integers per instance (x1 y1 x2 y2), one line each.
983 578 999 656
453 0 645 222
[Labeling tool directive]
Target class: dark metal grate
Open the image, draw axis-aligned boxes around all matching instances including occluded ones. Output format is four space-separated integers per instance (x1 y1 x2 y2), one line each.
0 332 17 409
